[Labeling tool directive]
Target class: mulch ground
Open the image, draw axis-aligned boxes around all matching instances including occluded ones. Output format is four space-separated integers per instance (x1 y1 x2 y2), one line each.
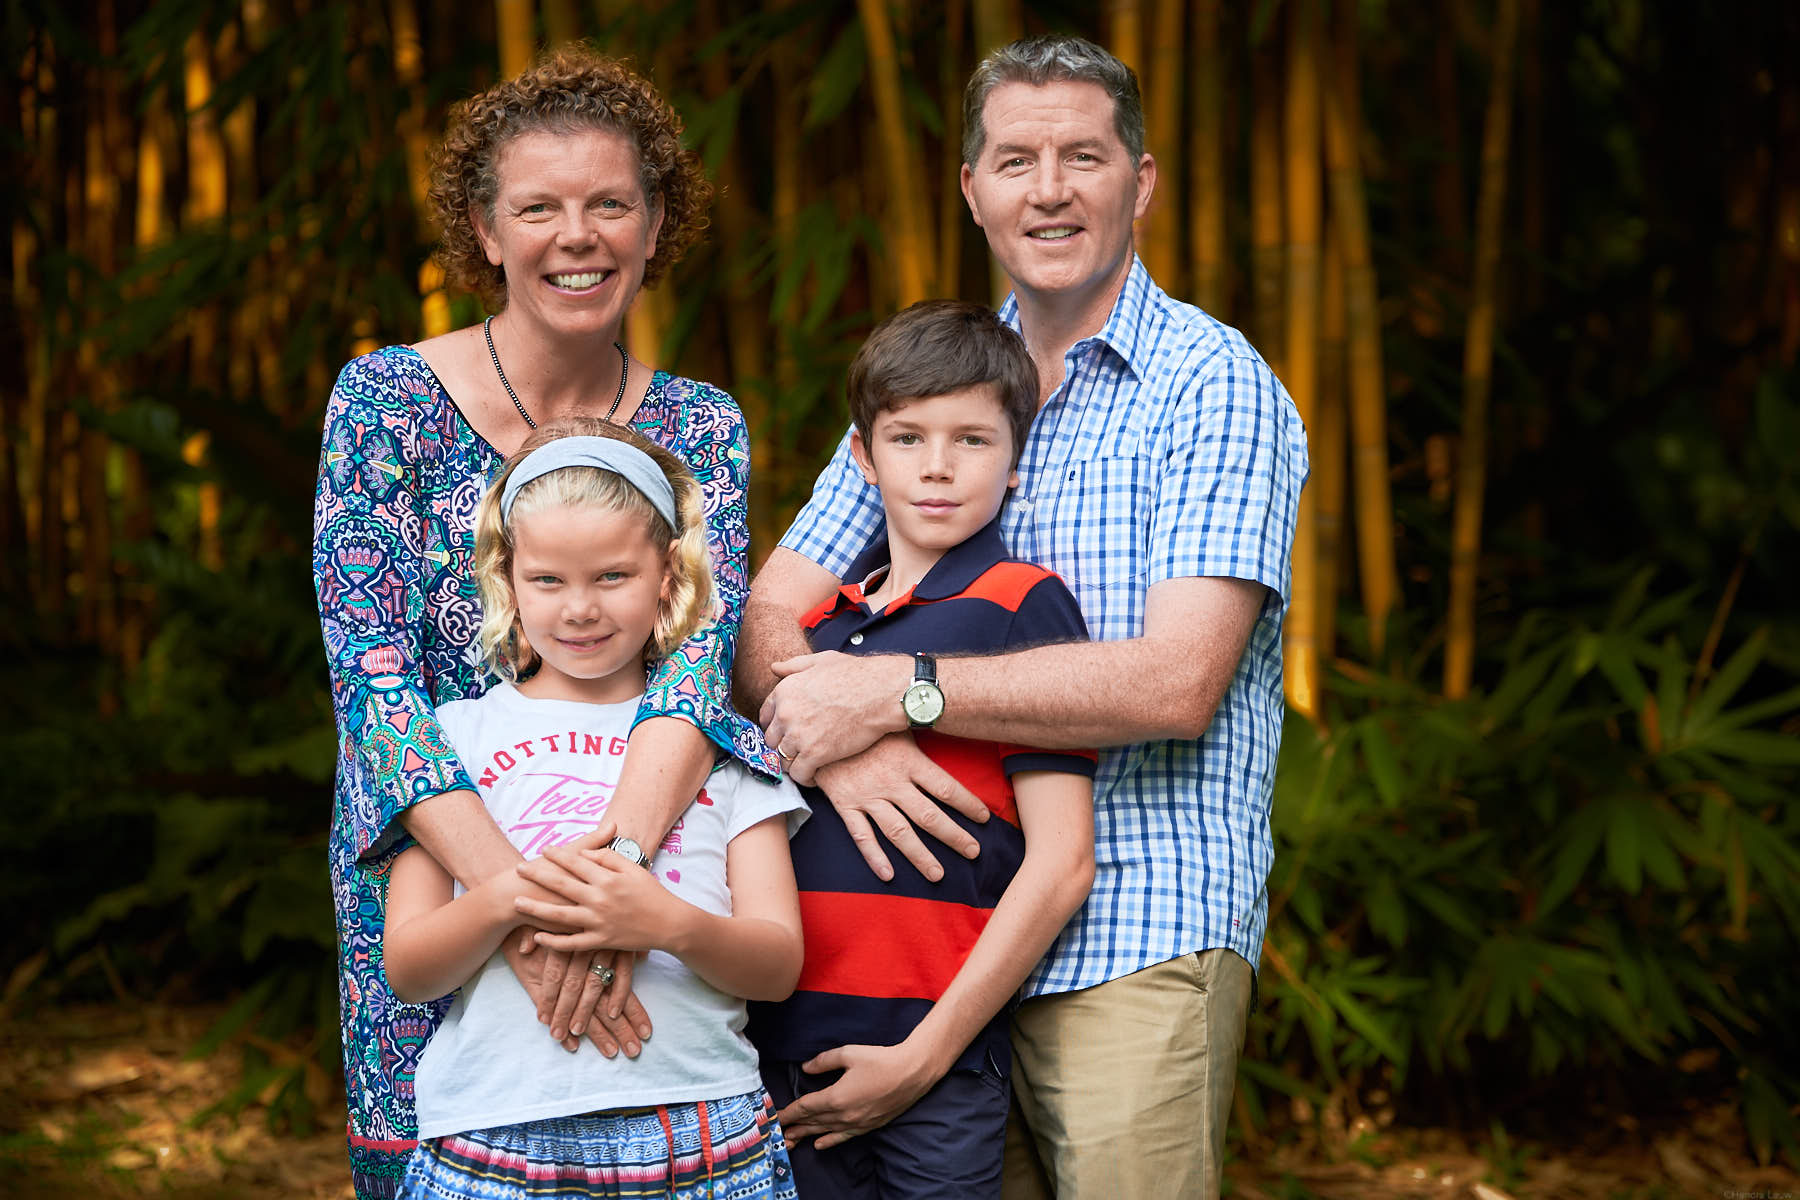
2 1002 1794 1198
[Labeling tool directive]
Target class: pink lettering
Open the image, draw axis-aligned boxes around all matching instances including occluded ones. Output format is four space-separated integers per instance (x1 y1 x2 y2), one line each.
545 733 562 752
584 734 606 755
494 750 515 770
514 740 536 758
478 768 497 788
609 737 628 756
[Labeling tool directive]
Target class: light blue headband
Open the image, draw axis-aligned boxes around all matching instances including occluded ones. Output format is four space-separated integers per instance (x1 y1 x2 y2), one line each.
500 436 680 531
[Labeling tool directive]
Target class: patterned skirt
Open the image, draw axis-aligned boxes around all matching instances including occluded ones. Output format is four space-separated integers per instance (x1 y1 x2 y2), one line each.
396 1089 796 1200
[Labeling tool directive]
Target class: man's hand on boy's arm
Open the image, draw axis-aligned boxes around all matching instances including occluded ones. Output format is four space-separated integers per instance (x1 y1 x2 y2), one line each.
741 548 990 882
812 733 986 883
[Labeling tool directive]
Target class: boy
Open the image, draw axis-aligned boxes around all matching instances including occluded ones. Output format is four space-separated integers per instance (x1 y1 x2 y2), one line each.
747 300 1097 1198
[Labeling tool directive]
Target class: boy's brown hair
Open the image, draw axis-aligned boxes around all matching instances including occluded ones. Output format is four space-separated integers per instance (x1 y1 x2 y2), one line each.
847 300 1038 466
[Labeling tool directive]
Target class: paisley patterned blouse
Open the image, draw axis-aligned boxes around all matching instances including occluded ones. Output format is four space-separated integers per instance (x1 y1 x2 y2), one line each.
312 345 781 1197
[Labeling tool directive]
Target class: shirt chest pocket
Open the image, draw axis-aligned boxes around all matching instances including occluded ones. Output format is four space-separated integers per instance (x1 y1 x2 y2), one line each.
1028 455 1151 640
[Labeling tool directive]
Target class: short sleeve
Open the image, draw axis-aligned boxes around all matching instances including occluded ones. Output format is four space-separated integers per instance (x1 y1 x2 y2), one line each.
777 426 885 577
1148 352 1308 603
314 353 476 862
717 767 811 840
997 575 1099 779
634 379 782 778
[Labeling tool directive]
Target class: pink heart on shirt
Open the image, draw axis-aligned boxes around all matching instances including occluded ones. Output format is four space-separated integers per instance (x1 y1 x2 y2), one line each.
665 869 681 883
696 789 713 806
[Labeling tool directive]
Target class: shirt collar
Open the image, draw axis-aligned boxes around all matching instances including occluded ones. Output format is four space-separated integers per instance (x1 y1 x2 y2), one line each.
996 255 1156 384
830 516 1011 615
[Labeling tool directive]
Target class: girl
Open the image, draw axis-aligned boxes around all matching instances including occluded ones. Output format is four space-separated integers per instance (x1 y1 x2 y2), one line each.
383 419 806 1200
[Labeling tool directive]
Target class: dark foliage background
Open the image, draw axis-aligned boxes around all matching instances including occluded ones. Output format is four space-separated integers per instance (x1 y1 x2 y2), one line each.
5 0 1798 1168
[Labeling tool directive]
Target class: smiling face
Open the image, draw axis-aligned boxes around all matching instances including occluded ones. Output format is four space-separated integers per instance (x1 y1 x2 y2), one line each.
960 80 1154 317
851 386 1020 574
509 501 672 704
475 126 663 343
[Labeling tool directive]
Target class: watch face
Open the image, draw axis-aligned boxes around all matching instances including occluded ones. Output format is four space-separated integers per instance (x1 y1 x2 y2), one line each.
903 681 945 725
610 836 648 867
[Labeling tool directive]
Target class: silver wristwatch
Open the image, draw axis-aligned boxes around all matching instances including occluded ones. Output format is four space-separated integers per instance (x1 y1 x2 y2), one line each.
608 836 653 870
901 653 946 729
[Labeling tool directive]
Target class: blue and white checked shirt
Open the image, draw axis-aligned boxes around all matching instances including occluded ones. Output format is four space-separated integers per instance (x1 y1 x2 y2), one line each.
779 257 1308 995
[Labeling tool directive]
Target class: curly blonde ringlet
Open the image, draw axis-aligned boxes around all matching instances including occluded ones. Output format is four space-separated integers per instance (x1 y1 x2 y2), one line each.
473 418 716 682
428 44 713 304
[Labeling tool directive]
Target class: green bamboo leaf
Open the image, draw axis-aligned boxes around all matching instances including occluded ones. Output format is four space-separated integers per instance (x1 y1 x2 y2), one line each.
1604 567 1657 630
1595 640 1648 709
805 20 865 129
1686 627 1768 734
1603 796 1644 892
1536 804 1606 918
1405 880 1484 940
1366 876 1408 947
1323 984 1409 1065
1360 719 1404 809
1708 683 1800 731
1706 729 1800 765
1482 643 1560 729
1654 637 1690 744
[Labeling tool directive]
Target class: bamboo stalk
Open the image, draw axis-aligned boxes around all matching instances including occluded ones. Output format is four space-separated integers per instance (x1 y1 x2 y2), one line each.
542 0 580 46
183 30 224 571
0 46 27 605
1188 0 1226 314
497 0 536 76
1282 0 1324 719
1107 0 1143 80
1432 0 1468 271
28 37 64 632
1323 0 1399 656
1138 0 1183 288
937 0 967 300
1443 0 1520 699
768 2 804 523
1250 38 1285 369
1315 222 1346 663
970 0 1022 306
697 0 778 559
857 0 933 307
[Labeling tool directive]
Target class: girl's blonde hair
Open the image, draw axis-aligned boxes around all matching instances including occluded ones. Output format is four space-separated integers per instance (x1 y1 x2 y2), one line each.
473 418 716 681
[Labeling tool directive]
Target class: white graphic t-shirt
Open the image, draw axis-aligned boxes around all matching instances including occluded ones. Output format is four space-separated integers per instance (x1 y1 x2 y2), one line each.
411 682 807 1140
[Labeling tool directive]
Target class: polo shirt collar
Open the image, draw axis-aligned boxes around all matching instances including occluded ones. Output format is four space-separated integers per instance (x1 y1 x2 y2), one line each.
996 254 1156 385
831 516 1010 614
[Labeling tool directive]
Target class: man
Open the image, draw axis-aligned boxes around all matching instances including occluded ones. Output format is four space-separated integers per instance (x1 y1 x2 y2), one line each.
739 34 1308 1199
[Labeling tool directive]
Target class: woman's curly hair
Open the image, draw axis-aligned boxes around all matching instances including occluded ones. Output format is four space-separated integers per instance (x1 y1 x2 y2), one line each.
428 44 713 303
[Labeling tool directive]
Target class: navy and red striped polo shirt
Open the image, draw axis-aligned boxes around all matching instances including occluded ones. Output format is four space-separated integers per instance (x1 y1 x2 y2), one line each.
746 518 1095 1075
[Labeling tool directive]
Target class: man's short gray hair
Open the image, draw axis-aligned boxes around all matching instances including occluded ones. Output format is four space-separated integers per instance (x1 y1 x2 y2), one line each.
961 35 1146 166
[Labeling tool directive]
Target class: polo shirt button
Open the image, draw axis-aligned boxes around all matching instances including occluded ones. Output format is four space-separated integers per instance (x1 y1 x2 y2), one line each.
849 633 864 645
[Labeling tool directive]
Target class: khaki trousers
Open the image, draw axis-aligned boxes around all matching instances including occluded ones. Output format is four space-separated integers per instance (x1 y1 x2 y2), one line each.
1002 949 1254 1200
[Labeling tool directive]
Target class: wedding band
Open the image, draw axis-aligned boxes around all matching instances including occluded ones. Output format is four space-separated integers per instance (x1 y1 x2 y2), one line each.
779 742 798 760
589 964 616 987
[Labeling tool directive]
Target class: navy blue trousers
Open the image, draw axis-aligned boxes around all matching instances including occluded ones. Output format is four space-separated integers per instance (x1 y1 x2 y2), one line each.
762 1057 1009 1199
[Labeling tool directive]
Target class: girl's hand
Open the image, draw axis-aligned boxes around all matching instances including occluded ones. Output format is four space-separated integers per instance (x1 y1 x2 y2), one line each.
774 1042 941 1150
516 843 678 954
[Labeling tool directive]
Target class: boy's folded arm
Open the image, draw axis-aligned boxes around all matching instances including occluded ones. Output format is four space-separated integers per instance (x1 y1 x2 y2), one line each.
899 768 1096 1078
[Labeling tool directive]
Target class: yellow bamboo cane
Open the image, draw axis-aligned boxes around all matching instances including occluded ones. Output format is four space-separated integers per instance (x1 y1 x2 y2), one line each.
1188 0 1226 315
937 0 967 300
1282 0 1323 720
697 0 777 560
1323 3 1400 657
1138 0 1183 288
1444 0 1520 699
858 0 933 308
497 0 536 77
970 0 1022 307
1250 40 1285 369
1315 223 1346 664
183 30 225 572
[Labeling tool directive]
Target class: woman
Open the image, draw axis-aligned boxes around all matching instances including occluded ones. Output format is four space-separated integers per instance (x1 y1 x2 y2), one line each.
312 47 781 1199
